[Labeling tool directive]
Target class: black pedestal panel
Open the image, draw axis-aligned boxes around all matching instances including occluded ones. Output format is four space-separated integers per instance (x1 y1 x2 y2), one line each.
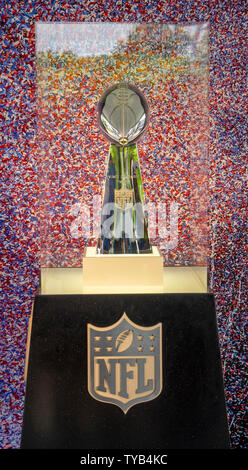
21 293 230 449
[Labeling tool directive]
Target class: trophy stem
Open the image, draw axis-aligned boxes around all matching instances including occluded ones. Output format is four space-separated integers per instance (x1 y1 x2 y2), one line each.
97 143 152 254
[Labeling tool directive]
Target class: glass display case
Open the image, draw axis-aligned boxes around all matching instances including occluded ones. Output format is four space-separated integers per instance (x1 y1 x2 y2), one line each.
36 22 209 294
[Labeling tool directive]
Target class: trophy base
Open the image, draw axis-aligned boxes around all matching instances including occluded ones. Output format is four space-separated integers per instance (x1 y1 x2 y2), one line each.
82 246 163 293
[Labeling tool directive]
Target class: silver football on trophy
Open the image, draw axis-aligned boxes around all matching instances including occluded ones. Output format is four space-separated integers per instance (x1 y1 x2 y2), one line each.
98 83 149 146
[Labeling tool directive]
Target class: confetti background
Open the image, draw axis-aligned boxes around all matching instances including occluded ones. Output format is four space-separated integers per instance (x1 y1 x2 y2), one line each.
1 1 247 449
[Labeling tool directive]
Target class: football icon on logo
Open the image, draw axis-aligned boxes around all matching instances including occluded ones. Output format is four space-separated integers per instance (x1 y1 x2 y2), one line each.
115 329 134 352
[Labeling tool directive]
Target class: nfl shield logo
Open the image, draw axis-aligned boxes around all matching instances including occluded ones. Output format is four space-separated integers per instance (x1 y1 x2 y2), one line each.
114 188 133 210
87 312 162 413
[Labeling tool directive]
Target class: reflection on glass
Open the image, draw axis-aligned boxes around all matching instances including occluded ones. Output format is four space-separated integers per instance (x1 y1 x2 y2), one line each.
36 23 209 267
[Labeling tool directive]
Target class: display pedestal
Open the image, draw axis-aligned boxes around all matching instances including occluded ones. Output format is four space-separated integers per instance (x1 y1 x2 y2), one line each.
40 265 208 294
21 293 230 449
